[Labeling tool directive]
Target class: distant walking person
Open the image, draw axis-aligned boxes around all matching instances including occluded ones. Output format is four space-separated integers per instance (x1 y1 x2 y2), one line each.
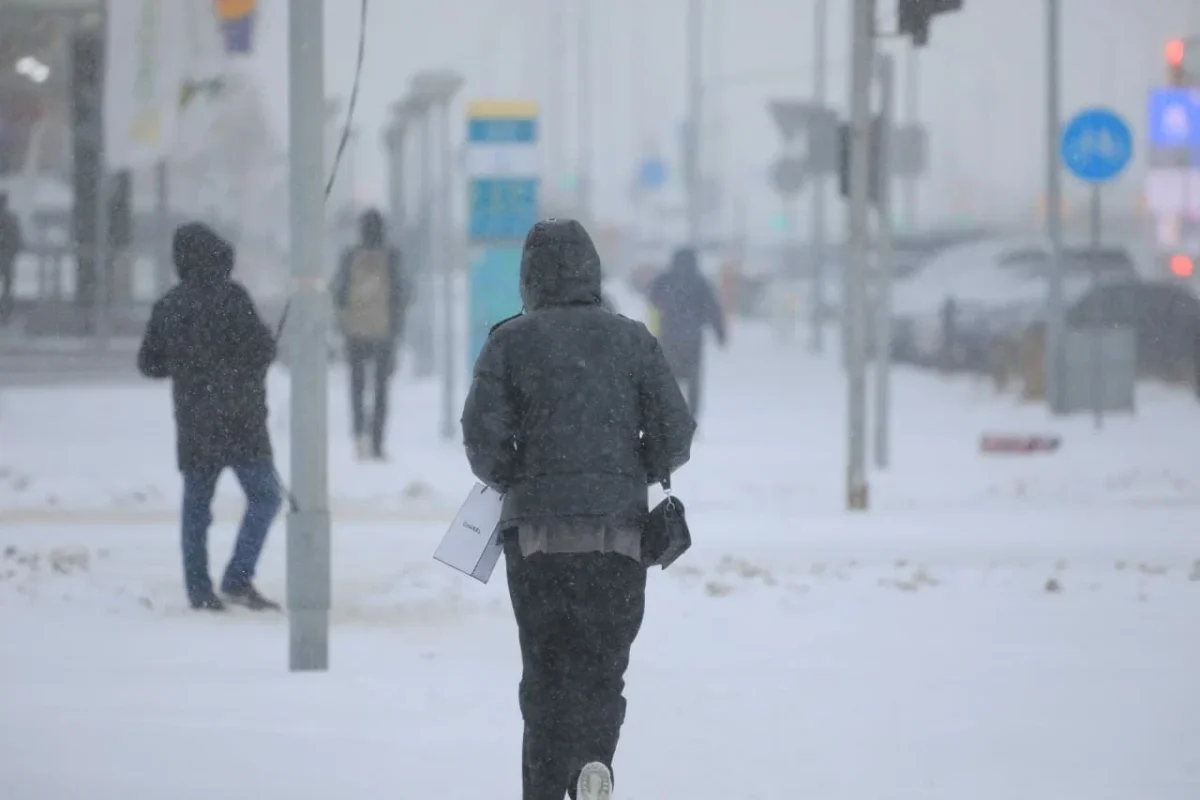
939 296 958 372
332 209 412 460
648 247 727 419
0 193 23 323
137 223 282 612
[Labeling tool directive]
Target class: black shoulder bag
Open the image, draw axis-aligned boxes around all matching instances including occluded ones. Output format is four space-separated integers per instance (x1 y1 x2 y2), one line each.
641 476 691 570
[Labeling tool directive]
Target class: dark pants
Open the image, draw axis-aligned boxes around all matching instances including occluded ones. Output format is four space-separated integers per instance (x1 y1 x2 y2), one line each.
662 337 703 420
505 541 647 800
678 361 703 420
0 259 12 321
347 339 394 454
181 461 282 604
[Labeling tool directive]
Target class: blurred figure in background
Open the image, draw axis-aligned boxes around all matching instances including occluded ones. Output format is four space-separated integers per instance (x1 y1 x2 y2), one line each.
0 192 22 323
940 296 958 373
648 247 727 420
137 223 282 612
332 208 413 461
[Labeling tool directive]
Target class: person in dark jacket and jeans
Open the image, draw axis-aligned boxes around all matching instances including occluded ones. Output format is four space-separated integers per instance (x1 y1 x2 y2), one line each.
137 222 282 612
648 247 727 419
462 219 695 800
331 208 412 460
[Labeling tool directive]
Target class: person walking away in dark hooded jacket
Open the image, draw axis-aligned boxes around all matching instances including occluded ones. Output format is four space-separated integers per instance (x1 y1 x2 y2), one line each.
0 193 22 323
137 223 282 612
462 218 695 800
331 208 412 460
648 247 727 419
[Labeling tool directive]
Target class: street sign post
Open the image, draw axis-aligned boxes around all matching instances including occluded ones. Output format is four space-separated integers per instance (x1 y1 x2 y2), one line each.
1059 106 1133 428
1147 88 1200 149
286 0 329 673
768 100 840 172
466 101 540 368
1061 107 1133 183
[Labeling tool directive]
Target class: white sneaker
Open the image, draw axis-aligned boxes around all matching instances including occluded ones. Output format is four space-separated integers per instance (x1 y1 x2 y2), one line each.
355 434 370 460
576 762 613 800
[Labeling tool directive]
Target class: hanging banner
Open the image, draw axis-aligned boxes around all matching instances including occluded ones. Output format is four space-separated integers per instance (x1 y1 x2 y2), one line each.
104 0 185 169
215 0 257 55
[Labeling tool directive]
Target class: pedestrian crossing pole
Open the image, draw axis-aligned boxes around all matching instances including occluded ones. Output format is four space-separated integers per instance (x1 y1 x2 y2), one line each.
286 0 331 672
873 51 895 471
844 0 875 511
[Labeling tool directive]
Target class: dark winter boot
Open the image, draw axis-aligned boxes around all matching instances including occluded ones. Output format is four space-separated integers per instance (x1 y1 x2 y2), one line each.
221 584 281 611
191 593 227 612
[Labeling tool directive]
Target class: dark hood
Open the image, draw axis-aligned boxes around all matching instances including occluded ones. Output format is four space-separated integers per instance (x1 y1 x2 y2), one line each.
173 222 234 284
519 218 603 310
360 208 385 248
668 246 700 276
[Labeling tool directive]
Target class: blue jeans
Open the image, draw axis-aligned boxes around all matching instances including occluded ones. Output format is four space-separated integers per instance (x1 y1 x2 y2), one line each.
181 461 282 603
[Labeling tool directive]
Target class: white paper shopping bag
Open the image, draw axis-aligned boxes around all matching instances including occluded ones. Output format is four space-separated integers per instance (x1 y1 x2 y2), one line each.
433 483 505 583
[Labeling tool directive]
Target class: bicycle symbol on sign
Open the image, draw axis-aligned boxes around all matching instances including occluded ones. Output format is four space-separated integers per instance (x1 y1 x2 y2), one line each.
1060 108 1133 184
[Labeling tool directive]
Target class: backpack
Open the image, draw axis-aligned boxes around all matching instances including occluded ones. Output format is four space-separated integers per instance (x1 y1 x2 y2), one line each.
340 249 392 341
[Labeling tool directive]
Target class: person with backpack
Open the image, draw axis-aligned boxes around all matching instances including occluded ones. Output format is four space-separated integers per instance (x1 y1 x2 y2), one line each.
462 219 695 800
331 209 412 461
137 222 282 612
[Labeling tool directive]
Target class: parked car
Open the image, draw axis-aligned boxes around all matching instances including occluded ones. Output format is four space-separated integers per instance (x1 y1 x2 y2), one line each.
1066 279 1200 381
891 238 1138 370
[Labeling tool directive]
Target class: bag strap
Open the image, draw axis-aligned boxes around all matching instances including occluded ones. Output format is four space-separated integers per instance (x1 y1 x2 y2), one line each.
662 475 672 497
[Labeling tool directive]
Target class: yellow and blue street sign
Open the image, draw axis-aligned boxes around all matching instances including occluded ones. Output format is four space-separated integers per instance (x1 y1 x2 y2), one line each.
467 100 540 365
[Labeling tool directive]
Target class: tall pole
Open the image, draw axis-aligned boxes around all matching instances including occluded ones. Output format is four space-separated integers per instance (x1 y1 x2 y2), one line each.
1088 186 1103 430
438 99 457 441
92 169 110 346
392 124 407 234
154 160 171 295
91 2 110 348
808 0 829 353
414 107 436 378
901 45 919 230
873 51 895 470
549 0 566 198
845 0 875 511
577 0 592 220
685 0 703 250
384 110 408 238
1045 0 1064 413
286 0 330 672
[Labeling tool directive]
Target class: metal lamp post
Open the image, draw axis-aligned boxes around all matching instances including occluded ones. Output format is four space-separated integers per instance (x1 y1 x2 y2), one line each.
405 92 436 378
409 70 464 441
383 98 415 244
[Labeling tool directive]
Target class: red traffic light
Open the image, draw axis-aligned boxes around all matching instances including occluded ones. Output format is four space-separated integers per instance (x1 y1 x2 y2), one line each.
1165 39 1186 67
1169 253 1194 278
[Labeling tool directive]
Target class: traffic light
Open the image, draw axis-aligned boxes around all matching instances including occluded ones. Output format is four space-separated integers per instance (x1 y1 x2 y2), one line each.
1166 38 1186 85
837 118 883 206
1168 253 1193 278
897 0 964 48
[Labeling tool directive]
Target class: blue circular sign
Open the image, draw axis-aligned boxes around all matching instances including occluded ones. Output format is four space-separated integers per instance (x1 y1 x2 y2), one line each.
1060 107 1133 184
638 157 668 191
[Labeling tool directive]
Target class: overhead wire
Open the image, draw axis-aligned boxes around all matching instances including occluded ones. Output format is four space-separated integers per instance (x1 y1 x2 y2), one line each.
274 0 368 513
325 0 369 200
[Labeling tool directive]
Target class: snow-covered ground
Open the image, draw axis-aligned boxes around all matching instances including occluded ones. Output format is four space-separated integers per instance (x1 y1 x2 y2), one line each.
3 324 1199 519
2 324 1199 798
